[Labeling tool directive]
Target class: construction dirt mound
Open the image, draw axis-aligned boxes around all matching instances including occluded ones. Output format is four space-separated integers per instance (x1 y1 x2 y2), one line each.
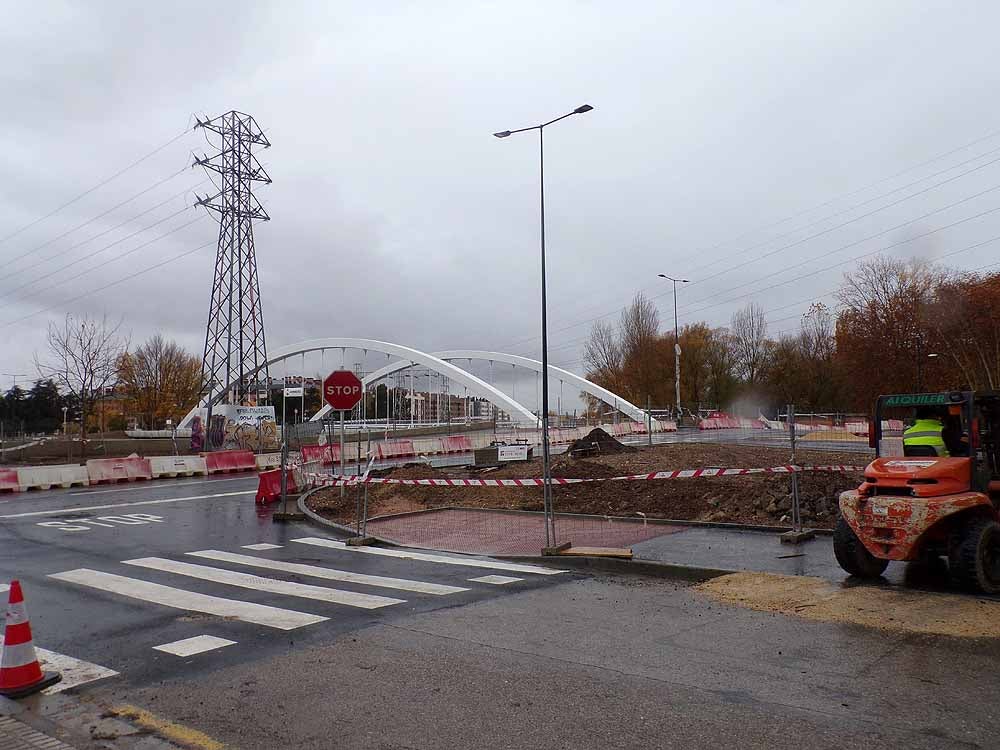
566 427 636 456
304 443 869 529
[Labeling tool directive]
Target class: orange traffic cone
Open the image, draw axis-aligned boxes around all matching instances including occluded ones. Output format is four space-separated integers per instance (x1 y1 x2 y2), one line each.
0 580 61 698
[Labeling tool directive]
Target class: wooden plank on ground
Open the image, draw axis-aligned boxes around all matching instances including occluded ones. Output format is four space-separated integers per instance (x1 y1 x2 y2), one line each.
557 546 633 559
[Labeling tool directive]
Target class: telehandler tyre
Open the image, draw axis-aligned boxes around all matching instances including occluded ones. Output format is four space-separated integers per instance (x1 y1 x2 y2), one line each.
949 517 1000 594
834 517 889 578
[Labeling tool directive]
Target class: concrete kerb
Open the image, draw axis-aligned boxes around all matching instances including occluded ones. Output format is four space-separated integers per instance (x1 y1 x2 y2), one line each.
293 490 783 581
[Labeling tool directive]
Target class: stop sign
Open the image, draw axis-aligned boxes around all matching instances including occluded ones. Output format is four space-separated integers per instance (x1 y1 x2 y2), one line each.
323 370 363 411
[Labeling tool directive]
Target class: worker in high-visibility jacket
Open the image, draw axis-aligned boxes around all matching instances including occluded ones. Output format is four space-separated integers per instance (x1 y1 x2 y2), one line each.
903 406 949 456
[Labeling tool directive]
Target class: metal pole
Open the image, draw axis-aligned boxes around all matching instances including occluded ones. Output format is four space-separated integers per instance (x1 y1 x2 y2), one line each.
673 279 682 418
538 125 554 548
789 403 801 533
647 395 652 447
340 410 346 500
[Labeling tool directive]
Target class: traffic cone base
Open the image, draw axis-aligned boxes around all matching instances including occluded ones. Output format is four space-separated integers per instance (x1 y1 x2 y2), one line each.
0 581 61 698
0 670 61 699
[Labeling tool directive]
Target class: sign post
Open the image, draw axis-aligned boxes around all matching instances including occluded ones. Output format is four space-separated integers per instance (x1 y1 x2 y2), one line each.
323 371 364 500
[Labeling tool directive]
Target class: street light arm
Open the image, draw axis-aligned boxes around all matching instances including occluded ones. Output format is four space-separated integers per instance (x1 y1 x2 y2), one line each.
494 105 593 138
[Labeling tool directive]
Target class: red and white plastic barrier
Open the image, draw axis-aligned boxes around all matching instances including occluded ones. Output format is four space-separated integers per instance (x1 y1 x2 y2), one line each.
301 444 342 465
441 435 473 454
0 469 19 493
255 467 300 504
86 457 153 484
306 463 866 487
377 439 415 460
204 450 257 474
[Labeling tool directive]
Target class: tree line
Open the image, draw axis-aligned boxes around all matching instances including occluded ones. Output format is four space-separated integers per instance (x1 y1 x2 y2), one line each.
584 256 1000 416
3 315 204 437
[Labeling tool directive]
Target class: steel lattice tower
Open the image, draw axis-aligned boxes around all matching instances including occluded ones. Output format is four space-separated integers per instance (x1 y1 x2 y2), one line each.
193 111 271 411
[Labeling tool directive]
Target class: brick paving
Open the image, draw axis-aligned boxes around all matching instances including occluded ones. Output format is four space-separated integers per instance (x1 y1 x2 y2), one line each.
365 508 684 555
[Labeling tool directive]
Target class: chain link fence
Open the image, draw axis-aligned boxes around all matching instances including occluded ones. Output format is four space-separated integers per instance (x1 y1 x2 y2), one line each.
293 406 875 556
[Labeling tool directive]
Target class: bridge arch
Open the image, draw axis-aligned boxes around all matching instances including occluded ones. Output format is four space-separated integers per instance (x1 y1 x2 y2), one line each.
179 338 539 427
312 349 651 424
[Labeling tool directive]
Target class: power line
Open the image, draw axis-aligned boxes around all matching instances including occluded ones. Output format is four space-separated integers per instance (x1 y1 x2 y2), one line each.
0 213 206 315
2 165 194 271
491 126 1000 355
0 128 192 249
689 152 1000 290
684 123 1000 264
687 144 1000 282
1 237 216 329
675 198 1000 324
0 184 202 294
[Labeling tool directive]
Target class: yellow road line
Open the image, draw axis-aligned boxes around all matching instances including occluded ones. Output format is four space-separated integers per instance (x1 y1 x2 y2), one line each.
113 704 225 750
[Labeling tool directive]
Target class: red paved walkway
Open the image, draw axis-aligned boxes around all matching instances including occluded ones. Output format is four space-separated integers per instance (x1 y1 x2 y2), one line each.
366 509 684 555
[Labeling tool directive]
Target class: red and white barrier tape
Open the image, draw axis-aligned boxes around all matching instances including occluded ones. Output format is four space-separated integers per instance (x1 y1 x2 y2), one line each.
305 464 866 487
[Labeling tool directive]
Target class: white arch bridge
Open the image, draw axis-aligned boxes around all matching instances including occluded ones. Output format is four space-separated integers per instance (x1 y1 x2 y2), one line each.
180 338 660 429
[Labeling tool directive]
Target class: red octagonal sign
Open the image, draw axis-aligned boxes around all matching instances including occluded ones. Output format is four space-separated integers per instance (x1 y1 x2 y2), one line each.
323 370 363 411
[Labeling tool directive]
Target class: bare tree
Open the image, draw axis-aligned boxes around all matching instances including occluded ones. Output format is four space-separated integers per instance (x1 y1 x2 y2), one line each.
618 292 660 361
731 302 768 385
36 314 127 456
583 320 623 389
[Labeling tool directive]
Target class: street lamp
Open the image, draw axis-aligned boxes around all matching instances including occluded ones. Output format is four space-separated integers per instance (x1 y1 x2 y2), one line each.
657 274 689 418
493 103 593 549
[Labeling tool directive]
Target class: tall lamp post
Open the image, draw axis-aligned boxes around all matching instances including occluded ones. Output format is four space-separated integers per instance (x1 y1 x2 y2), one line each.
657 274 688 419
494 103 593 548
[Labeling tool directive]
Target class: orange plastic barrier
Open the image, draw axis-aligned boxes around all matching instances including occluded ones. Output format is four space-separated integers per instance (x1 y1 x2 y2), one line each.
0 469 19 493
301 444 341 465
204 450 257 474
255 468 299 504
441 435 473 454
85 457 153 484
377 439 415 459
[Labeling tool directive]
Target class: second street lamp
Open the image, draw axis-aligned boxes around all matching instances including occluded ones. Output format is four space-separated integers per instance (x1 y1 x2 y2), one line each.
657 274 688 420
494 103 593 549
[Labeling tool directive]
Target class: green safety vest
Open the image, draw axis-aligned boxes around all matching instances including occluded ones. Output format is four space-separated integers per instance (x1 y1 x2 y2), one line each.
903 419 949 456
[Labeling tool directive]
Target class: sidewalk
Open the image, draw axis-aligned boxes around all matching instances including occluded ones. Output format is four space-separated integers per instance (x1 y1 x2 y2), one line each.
0 693 188 750
630 524 959 592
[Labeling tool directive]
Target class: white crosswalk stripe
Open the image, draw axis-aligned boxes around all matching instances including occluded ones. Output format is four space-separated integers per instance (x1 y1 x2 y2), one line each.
186 550 468 595
291 537 566 575
123 557 405 609
35 647 119 692
153 635 236 657
49 569 327 630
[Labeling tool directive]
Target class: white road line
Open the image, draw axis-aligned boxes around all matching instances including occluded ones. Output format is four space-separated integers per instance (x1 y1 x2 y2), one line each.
291 537 566 576
153 635 236 657
0 491 254 519
71 477 253 496
242 543 282 550
48 569 326 630
186 550 468 596
35 647 118 693
469 575 524 585
124 557 404 609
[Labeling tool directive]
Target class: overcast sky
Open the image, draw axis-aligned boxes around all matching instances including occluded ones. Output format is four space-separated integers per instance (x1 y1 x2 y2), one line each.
3 1 1000 409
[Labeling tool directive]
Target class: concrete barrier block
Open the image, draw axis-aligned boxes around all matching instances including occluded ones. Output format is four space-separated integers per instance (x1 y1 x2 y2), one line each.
149 455 208 478
17 464 90 490
255 453 282 471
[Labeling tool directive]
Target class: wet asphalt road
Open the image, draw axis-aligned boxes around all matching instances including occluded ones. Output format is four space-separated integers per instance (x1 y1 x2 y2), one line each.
3 474 997 748
0 474 570 694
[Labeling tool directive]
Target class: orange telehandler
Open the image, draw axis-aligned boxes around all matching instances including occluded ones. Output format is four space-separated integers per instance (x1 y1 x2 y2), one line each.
835 391 1000 593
